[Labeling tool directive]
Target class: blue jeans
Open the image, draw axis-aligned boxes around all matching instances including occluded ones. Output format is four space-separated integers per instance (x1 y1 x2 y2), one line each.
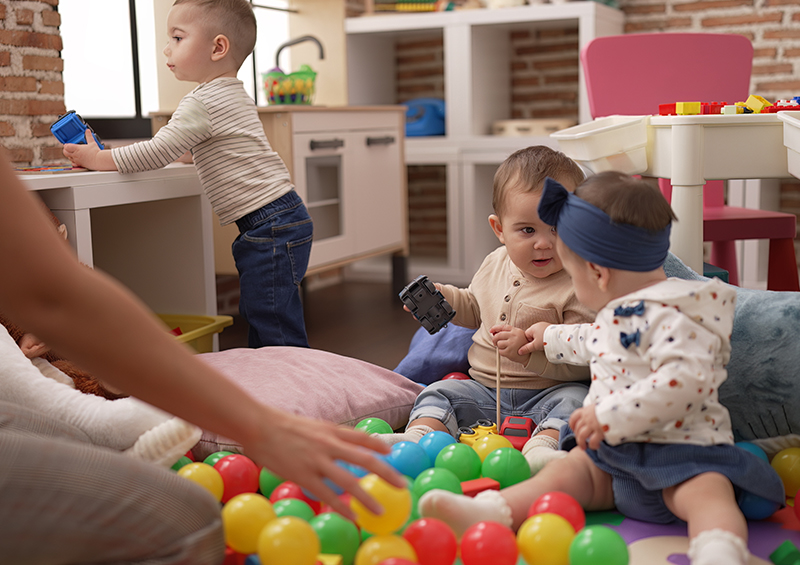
408 379 589 449
233 191 313 348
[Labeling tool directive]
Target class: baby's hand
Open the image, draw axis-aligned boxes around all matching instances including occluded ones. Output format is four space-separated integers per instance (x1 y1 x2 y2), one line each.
63 129 103 170
518 322 551 356
569 406 605 450
489 324 531 366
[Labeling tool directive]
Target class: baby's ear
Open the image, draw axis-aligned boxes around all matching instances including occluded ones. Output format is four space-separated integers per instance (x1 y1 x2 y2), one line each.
488 214 505 243
57 224 68 241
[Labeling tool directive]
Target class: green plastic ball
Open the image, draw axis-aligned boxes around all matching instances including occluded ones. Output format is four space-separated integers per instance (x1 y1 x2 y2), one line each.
434 443 482 482
272 497 316 522
259 467 284 497
203 450 235 467
568 525 629 565
481 447 530 489
412 467 463 499
170 455 192 472
355 417 394 435
310 512 361 565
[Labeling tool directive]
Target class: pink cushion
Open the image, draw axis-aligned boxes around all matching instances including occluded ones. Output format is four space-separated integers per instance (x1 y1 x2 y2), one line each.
191 347 424 460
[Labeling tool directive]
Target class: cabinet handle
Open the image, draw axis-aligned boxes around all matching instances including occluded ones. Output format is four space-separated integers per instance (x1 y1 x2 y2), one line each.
309 138 344 151
366 136 396 147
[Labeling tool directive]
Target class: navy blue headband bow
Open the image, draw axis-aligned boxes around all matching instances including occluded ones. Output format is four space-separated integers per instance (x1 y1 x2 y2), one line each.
538 177 671 272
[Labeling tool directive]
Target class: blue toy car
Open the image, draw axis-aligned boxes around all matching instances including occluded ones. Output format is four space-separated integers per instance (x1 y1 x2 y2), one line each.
399 275 455 335
51 110 104 149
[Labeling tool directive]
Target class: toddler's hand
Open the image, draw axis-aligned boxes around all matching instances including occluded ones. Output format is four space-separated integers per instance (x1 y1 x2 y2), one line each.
489 324 531 366
518 322 551 356
63 129 103 170
569 406 605 450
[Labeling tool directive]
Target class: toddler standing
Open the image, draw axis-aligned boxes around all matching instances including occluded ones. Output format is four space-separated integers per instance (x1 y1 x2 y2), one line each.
64 0 312 349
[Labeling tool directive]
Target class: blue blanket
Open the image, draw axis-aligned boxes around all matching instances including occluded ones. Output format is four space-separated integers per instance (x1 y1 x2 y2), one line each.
394 253 800 441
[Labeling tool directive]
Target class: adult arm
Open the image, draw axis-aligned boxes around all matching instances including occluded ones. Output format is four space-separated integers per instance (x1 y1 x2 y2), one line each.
0 151 402 516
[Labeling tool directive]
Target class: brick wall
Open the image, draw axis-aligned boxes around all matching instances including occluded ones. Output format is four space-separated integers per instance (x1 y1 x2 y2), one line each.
0 0 65 166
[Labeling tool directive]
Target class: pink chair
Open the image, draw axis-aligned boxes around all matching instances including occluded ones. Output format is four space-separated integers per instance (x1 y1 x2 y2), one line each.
580 33 799 290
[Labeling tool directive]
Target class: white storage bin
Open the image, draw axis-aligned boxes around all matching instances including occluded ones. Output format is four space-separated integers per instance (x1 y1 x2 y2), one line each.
778 111 800 179
550 115 649 174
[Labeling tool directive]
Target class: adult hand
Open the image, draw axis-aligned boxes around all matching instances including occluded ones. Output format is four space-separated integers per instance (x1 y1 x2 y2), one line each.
244 411 404 519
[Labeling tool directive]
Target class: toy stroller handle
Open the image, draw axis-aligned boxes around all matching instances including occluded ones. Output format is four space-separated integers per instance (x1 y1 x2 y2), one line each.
275 35 325 69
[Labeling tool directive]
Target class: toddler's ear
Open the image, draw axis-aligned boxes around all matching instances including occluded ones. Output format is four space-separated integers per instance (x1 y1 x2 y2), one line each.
488 214 505 243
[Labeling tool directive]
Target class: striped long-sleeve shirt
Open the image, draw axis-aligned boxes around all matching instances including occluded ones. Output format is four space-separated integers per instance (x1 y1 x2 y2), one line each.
112 77 293 225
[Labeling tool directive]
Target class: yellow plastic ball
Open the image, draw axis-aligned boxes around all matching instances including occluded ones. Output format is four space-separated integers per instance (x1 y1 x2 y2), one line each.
177 462 224 502
222 493 277 554
258 516 320 565
772 447 800 497
472 434 514 462
517 513 575 565
350 474 412 535
354 534 418 565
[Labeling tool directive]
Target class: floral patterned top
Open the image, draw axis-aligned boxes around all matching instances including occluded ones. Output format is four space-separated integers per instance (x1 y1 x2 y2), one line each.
542 278 736 446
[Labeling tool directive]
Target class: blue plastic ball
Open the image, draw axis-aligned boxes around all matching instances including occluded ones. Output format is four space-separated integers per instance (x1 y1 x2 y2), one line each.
387 441 432 479
735 441 769 462
419 431 457 465
738 490 780 520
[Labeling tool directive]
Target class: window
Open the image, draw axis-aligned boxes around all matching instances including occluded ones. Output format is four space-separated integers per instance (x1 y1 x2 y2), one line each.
59 0 290 138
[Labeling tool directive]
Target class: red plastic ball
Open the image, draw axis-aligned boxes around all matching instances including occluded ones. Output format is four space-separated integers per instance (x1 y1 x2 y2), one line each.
269 481 323 514
442 372 470 381
213 454 260 503
460 521 518 565
402 518 458 565
528 491 585 533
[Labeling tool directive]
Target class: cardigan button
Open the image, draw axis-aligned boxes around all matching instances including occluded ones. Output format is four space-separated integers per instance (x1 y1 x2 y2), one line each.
500 313 507 321
513 280 521 286
504 295 510 302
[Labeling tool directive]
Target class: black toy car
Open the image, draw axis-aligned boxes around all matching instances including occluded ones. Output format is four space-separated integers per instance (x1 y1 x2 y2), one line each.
399 275 455 335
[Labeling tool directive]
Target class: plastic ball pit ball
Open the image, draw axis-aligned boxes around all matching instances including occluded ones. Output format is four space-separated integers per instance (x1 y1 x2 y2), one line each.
258 467 284 498
471 434 514 462
412 467 462 498
377 559 417 565
355 535 417 565
460 521 518 565
771 447 800 497
402 517 458 565
272 497 316 521
735 441 769 462
350 473 412 535
214 454 260 503
480 447 530 489
419 431 457 464
221 492 276 554
310 512 361 565
269 480 323 513
434 443 482 482
568 525 629 565
356 417 394 435
176 462 224 501
203 450 234 466
516 513 575 565
738 490 781 520
257 516 320 565
171 455 192 471
387 441 432 479
528 491 585 532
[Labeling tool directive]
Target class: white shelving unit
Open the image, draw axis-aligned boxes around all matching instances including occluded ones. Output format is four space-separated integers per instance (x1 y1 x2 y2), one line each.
345 3 623 284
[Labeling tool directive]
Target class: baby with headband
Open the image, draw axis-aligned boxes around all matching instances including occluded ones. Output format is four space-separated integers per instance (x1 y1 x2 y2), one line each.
418 171 785 565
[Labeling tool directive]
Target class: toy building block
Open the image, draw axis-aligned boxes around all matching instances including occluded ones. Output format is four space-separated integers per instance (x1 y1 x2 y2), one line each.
722 105 744 115
735 102 754 113
462 477 501 497
702 101 726 115
745 94 773 114
659 103 677 116
770 540 800 565
399 275 455 335
676 101 702 115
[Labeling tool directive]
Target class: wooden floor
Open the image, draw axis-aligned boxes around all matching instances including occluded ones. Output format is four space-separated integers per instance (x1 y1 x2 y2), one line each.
218 280 421 371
